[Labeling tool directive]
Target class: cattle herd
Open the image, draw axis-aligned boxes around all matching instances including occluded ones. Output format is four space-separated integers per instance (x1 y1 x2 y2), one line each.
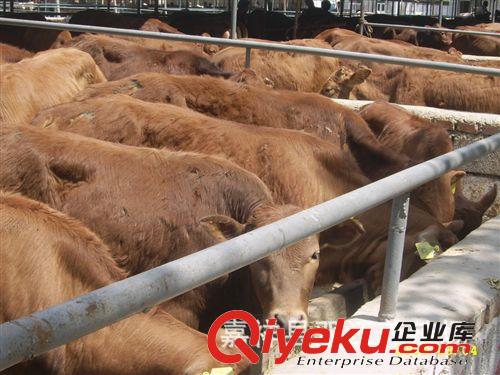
0 9 498 375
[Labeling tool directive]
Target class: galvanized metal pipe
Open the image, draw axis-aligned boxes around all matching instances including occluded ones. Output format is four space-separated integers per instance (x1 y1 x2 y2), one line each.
245 46 251 67
378 193 410 321
231 0 237 39
0 134 499 371
0 18 499 77
359 0 365 35
438 0 443 25
365 21 500 37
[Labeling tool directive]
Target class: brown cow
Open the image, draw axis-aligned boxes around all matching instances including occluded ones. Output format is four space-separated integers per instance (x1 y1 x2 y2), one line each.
380 24 453 51
317 202 464 297
75 72 408 181
0 191 247 374
359 100 464 222
0 48 106 125
30 96 464 297
212 38 371 97
0 43 33 64
315 28 500 113
67 34 231 80
452 24 500 56
31 94 369 210
0 124 319 331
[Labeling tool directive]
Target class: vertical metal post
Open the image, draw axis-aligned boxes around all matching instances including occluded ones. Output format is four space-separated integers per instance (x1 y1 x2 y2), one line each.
293 0 301 39
492 0 497 22
231 0 237 38
107 0 111 10
359 0 365 34
3 0 6 13
154 0 159 14
438 0 443 25
137 0 141 13
9 0 12 12
378 193 410 321
245 47 251 67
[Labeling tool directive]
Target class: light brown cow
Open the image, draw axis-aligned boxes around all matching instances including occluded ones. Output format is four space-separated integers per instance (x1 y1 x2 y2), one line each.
0 124 319 331
0 191 247 374
67 34 231 80
359 100 464 223
212 38 371 97
0 48 106 124
75 72 408 181
0 43 33 64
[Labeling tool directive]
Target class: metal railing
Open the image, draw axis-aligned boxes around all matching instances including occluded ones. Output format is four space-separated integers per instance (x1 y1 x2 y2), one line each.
1 17 500 76
363 21 500 38
0 134 499 370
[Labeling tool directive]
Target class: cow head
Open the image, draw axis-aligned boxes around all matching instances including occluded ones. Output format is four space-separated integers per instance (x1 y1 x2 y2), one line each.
413 170 465 223
202 33 222 55
201 204 320 330
320 65 371 99
417 25 453 50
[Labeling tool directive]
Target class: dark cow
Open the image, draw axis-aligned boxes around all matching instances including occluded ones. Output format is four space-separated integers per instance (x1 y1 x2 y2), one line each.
0 13 72 52
75 72 406 181
66 34 231 80
0 124 319 331
0 191 248 374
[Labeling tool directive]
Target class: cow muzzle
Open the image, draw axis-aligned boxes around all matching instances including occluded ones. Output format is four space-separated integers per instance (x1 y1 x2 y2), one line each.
268 309 308 332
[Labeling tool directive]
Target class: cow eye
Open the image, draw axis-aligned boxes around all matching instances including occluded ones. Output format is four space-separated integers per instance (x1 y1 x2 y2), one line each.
311 251 320 261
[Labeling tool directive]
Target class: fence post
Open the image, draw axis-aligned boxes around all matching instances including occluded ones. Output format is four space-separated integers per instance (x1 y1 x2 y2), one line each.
359 0 365 34
438 0 443 25
231 0 237 39
378 193 410 321
245 47 251 68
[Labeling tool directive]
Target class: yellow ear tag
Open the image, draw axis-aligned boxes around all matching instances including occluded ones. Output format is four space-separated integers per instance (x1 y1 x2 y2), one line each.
206 368 234 375
451 181 457 195
415 242 441 260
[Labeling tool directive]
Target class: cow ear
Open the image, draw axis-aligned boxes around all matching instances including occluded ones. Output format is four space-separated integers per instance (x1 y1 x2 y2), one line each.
451 170 466 184
348 65 371 86
200 215 245 240
443 219 464 235
319 218 365 250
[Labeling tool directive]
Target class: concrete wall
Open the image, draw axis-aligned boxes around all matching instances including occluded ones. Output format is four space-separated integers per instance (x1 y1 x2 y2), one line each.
272 216 500 374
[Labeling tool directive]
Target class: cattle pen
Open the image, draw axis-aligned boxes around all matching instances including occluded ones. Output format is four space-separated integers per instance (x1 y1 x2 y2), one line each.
0 15 500 373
